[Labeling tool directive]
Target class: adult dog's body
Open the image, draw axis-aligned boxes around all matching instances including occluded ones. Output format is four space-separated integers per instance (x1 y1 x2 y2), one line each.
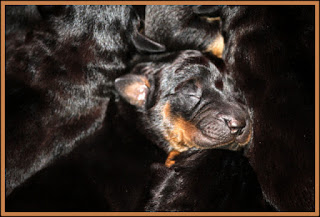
5 5 163 197
6 94 165 211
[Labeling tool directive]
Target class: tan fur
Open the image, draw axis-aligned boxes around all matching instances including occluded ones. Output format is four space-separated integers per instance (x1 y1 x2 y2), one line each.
205 33 224 58
161 102 252 156
238 127 252 147
165 150 181 168
205 16 221 22
162 102 199 152
143 77 151 88
124 82 147 107
123 76 149 107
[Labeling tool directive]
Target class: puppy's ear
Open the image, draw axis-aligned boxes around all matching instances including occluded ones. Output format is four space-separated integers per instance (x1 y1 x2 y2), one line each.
192 5 222 17
115 74 150 108
131 31 166 53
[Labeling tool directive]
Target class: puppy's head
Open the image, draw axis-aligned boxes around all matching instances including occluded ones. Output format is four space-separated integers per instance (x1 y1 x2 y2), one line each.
143 6 222 54
115 50 252 153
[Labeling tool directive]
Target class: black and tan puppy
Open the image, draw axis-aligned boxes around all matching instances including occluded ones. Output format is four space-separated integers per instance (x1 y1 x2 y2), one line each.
115 50 252 167
6 49 254 212
193 5 315 211
5 5 164 197
114 50 272 211
143 5 224 57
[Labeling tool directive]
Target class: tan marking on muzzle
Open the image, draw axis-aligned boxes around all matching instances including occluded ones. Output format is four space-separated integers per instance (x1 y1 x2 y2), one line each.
162 102 198 152
161 102 251 154
238 126 253 147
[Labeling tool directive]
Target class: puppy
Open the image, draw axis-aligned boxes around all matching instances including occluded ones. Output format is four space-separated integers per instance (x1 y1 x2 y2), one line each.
5 5 164 197
6 49 255 211
114 50 272 211
115 50 253 167
193 5 315 211
143 6 224 57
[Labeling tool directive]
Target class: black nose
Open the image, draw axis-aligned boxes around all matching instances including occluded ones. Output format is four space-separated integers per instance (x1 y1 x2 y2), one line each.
224 117 246 135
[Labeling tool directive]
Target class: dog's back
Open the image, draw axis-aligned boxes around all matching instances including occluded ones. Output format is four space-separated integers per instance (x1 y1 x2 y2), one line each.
5 5 163 197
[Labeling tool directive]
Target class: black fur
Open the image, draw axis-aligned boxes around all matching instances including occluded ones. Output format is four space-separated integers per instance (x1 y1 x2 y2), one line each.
5 5 314 212
6 47 266 211
5 5 164 197
5 5 41 36
193 5 315 211
6 94 165 211
146 149 274 211
117 50 253 154
143 6 221 52
113 50 271 211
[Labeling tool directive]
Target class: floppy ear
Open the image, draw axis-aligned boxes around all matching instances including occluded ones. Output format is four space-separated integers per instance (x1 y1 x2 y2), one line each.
131 31 166 53
115 74 150 108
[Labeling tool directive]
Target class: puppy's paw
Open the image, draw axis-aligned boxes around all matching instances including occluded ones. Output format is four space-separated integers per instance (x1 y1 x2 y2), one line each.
165 150 181 168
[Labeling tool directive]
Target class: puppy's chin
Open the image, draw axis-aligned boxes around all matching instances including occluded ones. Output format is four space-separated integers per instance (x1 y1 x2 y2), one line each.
192 130 235 150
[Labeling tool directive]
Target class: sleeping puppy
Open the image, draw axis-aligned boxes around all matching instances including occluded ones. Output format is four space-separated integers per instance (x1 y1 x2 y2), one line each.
143 6 224 57
6 50 258 211
115 50 272 211
116 50 253 167
193 5 315 211
5 5 164 197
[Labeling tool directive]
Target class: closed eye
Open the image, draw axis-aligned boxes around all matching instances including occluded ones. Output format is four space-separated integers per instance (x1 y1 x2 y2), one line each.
175 79 202 97
187 93 201 102
188 94 202 107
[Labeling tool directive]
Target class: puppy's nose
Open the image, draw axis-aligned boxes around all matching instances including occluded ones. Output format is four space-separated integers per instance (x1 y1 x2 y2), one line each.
224 117 246 135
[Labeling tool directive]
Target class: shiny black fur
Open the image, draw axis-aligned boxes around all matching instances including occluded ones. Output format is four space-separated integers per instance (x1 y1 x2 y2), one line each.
6 95 165 211
193 5 315 211
143 5 221 51
5 5 315 212
5 5 164 197
115 50 271 211
146 149 274 211
5 6 41 36
7 50 269 211
119 50 252 153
